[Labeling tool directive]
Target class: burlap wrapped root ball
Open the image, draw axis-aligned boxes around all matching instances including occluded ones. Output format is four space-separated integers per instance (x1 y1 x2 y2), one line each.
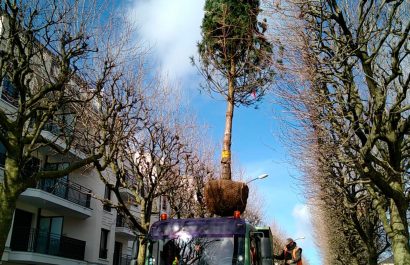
204 179 249 216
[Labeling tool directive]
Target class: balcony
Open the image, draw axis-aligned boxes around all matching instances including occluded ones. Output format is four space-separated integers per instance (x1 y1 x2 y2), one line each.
38 179 91 207
115 214 137 239
41 121 89 160
19 178 92 218
43 122 74 141
9 227 86 263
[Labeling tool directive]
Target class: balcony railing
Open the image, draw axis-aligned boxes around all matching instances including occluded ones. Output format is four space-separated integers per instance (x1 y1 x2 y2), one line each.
37 178 91 208
10 227 86 261
43 122 93 155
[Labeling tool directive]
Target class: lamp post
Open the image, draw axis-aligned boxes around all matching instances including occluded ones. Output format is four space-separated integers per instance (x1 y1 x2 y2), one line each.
246 174 268 184
294 236 305 241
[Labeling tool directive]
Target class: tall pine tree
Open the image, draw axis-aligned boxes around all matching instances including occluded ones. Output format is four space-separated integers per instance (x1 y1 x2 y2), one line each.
195 0 274 181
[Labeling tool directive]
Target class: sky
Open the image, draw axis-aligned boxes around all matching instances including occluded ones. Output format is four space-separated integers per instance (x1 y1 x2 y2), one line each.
124 0 321 264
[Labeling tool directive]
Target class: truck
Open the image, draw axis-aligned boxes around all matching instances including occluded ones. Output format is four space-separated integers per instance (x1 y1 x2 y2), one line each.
143 211 275 265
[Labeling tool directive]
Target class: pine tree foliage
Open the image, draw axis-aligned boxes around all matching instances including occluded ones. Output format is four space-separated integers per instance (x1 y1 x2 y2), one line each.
197 0 274 105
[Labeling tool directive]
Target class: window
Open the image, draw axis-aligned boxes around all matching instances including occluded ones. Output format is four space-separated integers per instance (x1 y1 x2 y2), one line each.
40 163 69 195
37 216 64 255
0 141 5 168
103 184 111 212
99 229 109 259
113 241 123 265
44 111 75 139
1 75 19 106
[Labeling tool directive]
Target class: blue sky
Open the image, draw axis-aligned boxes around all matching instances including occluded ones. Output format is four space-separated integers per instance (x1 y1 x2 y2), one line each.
124 0 321 264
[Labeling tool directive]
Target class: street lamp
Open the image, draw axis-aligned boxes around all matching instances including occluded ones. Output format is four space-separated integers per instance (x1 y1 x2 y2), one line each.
294 236 305 241
246 174 268 184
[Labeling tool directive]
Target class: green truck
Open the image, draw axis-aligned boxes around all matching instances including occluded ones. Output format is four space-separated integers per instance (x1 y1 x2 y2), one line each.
143 214 275 265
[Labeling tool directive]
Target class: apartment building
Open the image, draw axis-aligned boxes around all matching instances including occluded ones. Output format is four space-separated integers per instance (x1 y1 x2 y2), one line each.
0 10 174 264
0 77 150 265
0 49 169 265
0 16 134 265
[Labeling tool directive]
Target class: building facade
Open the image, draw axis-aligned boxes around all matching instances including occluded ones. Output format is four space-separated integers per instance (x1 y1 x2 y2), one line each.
0 86 137 265
0 11 172 264
0 14 134 264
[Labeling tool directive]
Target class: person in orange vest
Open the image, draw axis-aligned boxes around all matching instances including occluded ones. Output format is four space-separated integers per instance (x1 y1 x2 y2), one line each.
273 238 303 265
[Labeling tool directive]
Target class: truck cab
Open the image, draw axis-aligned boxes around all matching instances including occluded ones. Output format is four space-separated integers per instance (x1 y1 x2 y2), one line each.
144 213 274 265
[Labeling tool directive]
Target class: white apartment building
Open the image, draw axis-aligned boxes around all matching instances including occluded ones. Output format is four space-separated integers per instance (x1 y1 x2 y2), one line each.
0 11 139 263
0 82 136 265
0 78 152 265
0 11 171 264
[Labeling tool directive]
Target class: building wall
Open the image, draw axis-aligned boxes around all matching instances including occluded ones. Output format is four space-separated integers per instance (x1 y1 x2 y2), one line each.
1 164 135 265
0 131 136 265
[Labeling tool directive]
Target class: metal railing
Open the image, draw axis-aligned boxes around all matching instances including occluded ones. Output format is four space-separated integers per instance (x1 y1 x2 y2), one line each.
43 122 93 154
10 227 86 261
37 178 91 208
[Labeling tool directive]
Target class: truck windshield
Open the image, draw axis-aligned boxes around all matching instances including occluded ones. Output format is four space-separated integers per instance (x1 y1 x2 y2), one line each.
147 236 244 265
146 218 247 265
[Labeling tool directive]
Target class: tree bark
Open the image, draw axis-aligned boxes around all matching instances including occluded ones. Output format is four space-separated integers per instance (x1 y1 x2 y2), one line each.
221 62 235 180
390 200 410 265
137 200 150 265
0 191 17 258
137 235 148 265
0 158 24 258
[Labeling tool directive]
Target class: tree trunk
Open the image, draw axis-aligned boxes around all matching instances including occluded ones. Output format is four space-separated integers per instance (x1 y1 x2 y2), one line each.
0 158 23 258
221 63 235 180
137 200 150 265
0 190 16 258
390 200 410 265
137 236 148 265
366 244 378 265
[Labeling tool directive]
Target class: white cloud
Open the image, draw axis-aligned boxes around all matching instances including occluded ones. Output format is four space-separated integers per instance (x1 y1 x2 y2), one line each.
292 204 315 248
292 203 310 223
127 0 205 80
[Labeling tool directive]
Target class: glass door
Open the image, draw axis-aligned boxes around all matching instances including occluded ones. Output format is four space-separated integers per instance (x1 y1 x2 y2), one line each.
36 216 63 255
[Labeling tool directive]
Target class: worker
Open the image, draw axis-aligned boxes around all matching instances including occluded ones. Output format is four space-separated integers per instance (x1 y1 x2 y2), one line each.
274 238 302 265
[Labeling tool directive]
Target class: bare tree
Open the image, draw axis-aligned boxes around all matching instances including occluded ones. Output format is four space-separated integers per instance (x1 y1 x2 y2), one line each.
91 86 217 264
242 184 266 226
0 0 144 255
167 121 217 219
264 0 410 263
235 167 266 226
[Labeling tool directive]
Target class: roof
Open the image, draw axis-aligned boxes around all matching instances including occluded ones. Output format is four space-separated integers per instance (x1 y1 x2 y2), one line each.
149 217 247 239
